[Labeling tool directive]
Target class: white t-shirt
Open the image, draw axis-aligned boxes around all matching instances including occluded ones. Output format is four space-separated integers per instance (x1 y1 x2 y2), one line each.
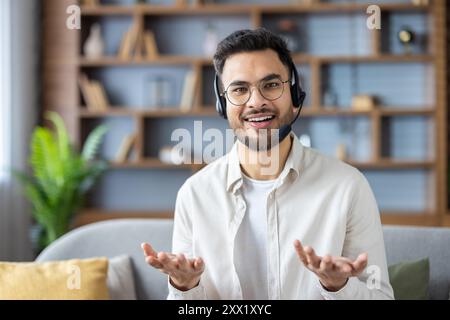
234 173 276 300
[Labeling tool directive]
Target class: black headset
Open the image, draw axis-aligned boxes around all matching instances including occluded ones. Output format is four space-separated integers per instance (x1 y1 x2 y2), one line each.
213 61 306 119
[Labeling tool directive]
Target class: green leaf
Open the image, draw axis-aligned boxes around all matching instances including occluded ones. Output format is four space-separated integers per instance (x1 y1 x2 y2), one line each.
81 125 108 161
45 111 71 163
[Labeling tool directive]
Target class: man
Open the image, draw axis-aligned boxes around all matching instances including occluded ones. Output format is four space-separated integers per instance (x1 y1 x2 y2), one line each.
141 28 394 300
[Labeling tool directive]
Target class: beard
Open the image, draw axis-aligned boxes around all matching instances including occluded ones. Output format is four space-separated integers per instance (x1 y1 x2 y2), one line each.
230 106 294 152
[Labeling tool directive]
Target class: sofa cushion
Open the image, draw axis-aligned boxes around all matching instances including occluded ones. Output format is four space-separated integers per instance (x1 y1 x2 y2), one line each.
388 257 430 300
108 255 137 300
0 257 110 299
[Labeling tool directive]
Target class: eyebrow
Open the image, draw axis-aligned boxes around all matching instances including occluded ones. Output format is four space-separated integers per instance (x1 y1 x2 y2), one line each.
228 73 282 87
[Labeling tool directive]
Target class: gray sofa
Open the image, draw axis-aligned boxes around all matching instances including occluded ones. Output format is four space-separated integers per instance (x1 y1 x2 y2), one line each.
36 219 450 300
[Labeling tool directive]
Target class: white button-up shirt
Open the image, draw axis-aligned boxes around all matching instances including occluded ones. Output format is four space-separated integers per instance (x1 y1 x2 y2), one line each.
168 134 394 300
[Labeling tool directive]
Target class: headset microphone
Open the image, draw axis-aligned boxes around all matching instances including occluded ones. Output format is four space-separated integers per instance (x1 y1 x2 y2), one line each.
278 102 303 143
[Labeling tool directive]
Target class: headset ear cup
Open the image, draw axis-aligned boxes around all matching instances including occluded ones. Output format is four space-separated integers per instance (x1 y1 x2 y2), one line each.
216 97 227 119
290 63 306 108
291 83 299 108
214 73 227 119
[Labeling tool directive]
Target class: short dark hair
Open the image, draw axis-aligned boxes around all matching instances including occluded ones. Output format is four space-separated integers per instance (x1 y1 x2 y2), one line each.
213 28 294 78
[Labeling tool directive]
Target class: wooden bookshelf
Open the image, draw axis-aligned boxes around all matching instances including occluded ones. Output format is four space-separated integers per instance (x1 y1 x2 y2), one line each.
42 0 447 228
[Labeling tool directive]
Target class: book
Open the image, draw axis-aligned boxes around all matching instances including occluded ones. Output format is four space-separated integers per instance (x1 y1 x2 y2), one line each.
78 74 99 111
134 24 144 60
143 30 159 59
91 80 110 110
118 29 130 59
115 134 137 163
118 22 139 59
179 70 199 112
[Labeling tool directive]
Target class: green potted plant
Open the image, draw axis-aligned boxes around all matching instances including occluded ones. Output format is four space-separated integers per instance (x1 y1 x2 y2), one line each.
14 111 108 252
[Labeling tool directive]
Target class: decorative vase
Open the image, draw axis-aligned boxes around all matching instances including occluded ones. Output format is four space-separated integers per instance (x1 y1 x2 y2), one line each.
84 23 104 58
203 22 218 58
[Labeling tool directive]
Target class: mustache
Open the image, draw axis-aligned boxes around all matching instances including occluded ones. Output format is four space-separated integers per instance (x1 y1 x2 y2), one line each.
239 107 278 120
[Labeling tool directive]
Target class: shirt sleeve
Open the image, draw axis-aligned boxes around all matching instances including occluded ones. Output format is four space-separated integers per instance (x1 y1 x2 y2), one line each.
167 183 207 300
318 171 395 300
167 277 207 300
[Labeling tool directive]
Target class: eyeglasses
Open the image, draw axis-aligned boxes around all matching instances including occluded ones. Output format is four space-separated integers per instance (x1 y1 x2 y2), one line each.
221 77 290 106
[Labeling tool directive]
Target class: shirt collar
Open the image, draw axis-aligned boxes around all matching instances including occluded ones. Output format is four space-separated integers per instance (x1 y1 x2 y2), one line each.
226 133 304 193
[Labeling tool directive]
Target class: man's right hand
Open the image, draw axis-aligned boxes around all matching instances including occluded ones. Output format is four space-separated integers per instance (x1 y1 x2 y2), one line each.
141 242 205 292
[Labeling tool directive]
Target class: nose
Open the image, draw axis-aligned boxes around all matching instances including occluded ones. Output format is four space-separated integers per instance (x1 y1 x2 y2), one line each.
246 85 269 109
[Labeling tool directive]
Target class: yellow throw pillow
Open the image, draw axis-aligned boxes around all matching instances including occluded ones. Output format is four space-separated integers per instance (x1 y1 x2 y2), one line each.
0 257 110 300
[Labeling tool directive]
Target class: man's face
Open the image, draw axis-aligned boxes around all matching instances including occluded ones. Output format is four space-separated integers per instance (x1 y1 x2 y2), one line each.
221 49 295 151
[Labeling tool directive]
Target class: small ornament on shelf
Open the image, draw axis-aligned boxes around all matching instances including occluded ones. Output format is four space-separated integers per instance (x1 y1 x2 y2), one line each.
411 0 429 6
83 23 104 59
335 143 347 161
397 27 415 55
145 75 174 108
159 145 191 165
351 94 376 111
203 21 219 58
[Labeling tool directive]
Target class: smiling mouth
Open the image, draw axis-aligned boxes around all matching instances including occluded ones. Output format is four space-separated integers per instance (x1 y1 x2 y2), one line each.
243 114 276 129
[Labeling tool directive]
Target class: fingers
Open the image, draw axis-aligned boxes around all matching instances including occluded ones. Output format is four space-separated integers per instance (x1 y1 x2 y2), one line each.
351 253 368 275
158 252 179 270
294 241 368 278
141 242 157 258
293 240 308 266
294 240 321 270
143 246 204 277
304 246 321 269
319 255 333 273
146 255 163 269
193 257 204 272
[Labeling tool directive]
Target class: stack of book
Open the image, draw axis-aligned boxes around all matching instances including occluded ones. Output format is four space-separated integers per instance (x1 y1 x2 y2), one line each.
118 23 159 60
78 73 110 111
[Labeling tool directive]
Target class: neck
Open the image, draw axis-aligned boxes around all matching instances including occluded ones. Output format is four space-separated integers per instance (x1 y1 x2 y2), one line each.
238 134 293 180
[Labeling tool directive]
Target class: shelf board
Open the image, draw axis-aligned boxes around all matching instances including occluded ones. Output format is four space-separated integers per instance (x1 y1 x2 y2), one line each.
72 210 438 228
79 107 217 118
80 3 429 16
78 55 211 67
78 54 433 67
79 107 434 118
302 107 434 117
299 54 434 64
347 159 434 170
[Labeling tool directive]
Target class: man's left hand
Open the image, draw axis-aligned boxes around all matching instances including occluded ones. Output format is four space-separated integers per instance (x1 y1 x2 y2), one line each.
294 240 368 292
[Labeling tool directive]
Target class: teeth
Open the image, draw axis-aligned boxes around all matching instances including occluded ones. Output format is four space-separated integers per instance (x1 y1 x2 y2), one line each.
247 116 274 122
